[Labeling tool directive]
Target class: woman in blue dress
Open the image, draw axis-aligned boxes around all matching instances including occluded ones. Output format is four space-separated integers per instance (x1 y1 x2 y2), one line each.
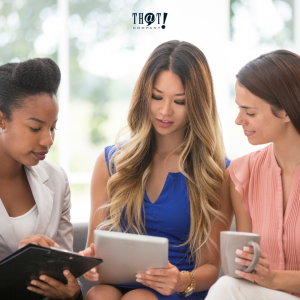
81 40 233 299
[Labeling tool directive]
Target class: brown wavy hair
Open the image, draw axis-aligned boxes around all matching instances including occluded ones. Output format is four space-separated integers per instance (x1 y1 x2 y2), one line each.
100 40 226 267
236 50 300 134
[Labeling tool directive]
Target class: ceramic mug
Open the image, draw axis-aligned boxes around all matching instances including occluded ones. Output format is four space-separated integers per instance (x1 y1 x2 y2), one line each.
220 231 261 278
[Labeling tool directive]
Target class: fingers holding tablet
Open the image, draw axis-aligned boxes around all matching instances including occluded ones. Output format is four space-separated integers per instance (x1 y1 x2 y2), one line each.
136 262 181 296
18 235 59 249
27 270 81 299
78 243 100 281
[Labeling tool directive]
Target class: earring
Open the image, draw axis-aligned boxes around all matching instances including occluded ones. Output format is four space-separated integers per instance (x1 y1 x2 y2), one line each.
0 127 2 134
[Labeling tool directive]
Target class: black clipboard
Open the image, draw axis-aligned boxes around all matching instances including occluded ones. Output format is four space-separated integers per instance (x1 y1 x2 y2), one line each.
0 244 102 299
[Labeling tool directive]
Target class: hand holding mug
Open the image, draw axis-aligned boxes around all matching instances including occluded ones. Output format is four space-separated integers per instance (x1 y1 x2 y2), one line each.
235 246 275 289
220 231 261 278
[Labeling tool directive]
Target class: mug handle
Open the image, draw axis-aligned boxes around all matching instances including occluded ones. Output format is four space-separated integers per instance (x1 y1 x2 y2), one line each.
242 240 260 273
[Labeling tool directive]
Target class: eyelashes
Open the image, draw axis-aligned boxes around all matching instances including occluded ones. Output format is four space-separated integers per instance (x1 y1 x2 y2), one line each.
152 95 185 105
152 95 162 100
30 127 57 132
236 106 255 117
175 101 185 105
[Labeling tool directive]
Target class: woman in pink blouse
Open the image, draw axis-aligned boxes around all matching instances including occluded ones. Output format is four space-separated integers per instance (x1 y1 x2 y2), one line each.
206 50 300 299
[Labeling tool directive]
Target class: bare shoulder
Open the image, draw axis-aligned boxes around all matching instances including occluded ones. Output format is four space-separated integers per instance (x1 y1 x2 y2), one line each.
88 151 110 245
91 151 110 186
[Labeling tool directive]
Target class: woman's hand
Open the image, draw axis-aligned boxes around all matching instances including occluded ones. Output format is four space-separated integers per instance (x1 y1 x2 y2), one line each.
18 235 59 249
136 262 188 296
78 243 99 282
235 246 275 289
27 270 80 300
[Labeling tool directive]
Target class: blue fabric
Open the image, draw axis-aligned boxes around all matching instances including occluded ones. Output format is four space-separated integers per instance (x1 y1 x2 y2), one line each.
104 145 231 300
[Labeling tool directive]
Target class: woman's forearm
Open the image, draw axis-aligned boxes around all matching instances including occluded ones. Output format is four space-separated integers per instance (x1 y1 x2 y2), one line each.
272 270 300 293
191 263 219 292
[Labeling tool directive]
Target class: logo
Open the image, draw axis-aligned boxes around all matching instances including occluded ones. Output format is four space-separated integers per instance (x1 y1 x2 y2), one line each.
132 13 168 29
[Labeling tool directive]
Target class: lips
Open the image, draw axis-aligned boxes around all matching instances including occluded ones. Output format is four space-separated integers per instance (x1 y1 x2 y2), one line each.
244 130 255 137
157 119 173 128
33 152 48 160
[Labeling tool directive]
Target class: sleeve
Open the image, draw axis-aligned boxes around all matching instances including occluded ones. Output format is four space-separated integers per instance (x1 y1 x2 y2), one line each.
229 152 258 219
54 167 73 251
104 145 118 176
225 157 231 169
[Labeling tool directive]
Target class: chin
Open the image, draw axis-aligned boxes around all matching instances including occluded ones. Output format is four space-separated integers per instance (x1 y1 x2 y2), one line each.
156 129 175 136
23 156 40 167
247 137 269 146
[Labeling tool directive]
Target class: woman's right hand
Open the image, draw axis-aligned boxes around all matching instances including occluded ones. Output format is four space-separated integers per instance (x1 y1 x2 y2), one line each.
18 235 59 249
78 243 99 281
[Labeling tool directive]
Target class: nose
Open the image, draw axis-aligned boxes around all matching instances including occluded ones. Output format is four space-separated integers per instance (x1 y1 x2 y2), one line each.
235 111 245 126
160 99 173 116
40 129 54 148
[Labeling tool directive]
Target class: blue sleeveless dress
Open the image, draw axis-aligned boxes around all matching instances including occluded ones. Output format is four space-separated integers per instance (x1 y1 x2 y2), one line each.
105 145 230 299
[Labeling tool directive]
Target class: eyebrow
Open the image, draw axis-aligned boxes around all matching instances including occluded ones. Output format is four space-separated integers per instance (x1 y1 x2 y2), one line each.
235 100 257 110
153 87 185 96
27 117 58 124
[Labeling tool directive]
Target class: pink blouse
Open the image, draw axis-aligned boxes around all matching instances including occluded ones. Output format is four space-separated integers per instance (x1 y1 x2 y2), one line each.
230 144 300 297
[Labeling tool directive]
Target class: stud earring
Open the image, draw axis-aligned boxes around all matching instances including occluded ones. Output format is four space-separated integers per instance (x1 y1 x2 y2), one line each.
0 127 2 134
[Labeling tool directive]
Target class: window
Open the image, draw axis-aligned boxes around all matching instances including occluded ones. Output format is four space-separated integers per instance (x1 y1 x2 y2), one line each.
1 0 299 222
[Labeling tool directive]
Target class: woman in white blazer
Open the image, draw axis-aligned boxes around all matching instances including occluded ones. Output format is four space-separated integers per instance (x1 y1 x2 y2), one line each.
0 58 81 300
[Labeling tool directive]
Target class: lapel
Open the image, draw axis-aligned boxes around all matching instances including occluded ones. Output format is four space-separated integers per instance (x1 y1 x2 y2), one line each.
24 165 54 235
0 200 19 253
0 164 54 253
0 164 54 252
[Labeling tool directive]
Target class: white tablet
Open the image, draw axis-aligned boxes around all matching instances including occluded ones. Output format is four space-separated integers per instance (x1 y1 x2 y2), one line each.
94 230 169 287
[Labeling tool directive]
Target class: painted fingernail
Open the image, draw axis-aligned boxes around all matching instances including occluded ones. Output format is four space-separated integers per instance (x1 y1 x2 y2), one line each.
236 249 243 255
136 274 141 278
91 268 96 273
235 270 242 275
235 258 242 263
31 281 37 285
146 271 151 275
136 278 142 282
243 246 250 251
54 243 59 248
40 276 46 281
64 270 69 276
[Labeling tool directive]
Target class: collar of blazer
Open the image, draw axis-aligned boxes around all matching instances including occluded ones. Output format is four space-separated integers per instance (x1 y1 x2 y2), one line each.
0 163 54 253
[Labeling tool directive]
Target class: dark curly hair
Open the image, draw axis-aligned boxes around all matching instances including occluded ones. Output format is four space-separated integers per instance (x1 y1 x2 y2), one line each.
0 58 61 121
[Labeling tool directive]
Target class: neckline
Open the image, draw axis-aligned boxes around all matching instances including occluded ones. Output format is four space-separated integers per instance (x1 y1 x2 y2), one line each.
9 204 37 220
145 172 182 204
269 143 300 221
271 143 300 173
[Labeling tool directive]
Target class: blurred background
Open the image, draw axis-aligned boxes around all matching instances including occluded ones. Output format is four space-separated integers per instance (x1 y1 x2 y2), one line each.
0 0 299 223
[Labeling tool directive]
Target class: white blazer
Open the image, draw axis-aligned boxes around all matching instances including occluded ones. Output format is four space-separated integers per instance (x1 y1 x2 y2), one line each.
0 160 73 261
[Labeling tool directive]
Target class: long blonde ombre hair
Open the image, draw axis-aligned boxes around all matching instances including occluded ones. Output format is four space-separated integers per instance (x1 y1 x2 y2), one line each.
100 40 226 267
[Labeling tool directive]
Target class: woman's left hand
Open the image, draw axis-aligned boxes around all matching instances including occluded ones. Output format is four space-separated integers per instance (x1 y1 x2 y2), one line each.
235 246 275 289
27 270 81 300
136 262 184 296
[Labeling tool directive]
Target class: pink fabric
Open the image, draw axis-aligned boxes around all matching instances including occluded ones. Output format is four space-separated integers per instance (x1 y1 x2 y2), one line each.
229 144 300 297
